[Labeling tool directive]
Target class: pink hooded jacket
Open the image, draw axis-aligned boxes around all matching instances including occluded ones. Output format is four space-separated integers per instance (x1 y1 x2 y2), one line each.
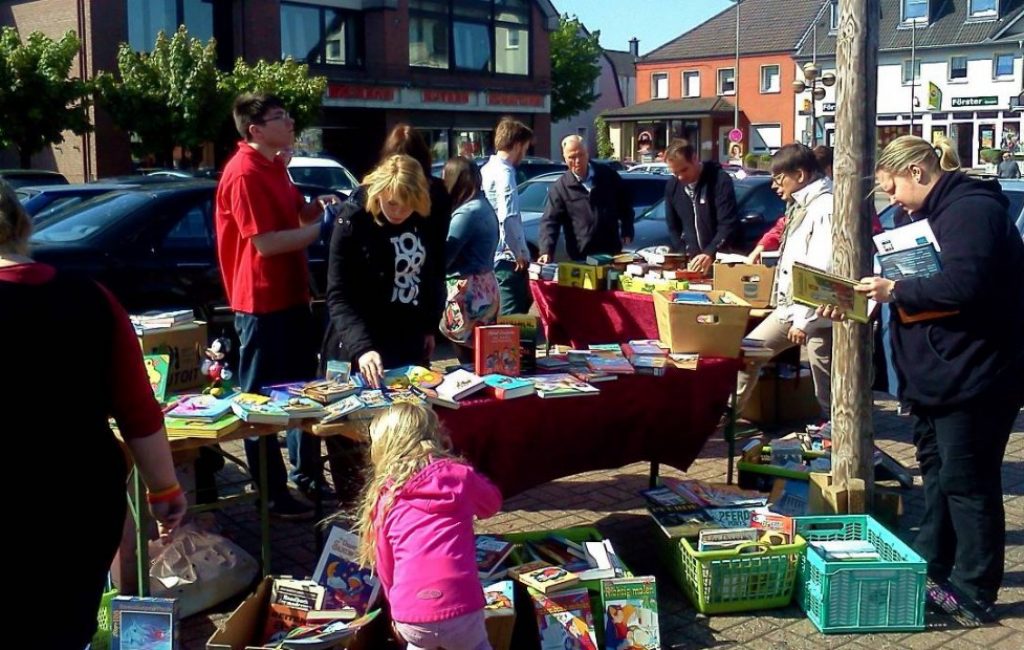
374 458 502 624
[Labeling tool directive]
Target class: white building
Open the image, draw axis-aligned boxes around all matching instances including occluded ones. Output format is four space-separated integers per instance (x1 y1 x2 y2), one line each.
795 0 1024 168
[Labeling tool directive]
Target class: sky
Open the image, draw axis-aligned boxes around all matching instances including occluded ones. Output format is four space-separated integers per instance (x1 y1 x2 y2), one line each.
550 0 736 55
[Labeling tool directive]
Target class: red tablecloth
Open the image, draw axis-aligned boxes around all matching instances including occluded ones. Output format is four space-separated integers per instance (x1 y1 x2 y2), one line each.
530 280 659 348
437 358 739 498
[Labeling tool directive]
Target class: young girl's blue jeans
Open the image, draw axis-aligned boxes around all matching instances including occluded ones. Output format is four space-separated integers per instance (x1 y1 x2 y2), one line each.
392 610 491 650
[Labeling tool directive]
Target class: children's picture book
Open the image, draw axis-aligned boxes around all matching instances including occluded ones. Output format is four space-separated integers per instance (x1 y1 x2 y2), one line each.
406 365 444 389
483 580 515 612
749 511 795 545
476 535 516 580
436 368 487 401
277 609 381 649
497 313 539 374
320 394 365 424
313 525 381 615
474 325 521 376
517 564 580 594
382 366 413 390
586 350 635 375
356 389 392 412
536 353 570 371
791 262 869 324
231 392 290 426
531 587 598 650
530 373 600 399
483 374 536 400
143 354 170 403
299 379 360 404
387 388 427 407
163 413 241 440
278 397 328 420
325 360 352 383
110 595 178 650
412 386 461 410
166 394 233 420
600 576 660 650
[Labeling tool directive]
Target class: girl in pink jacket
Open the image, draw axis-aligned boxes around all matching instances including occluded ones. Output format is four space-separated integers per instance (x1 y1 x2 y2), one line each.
355 403 503 650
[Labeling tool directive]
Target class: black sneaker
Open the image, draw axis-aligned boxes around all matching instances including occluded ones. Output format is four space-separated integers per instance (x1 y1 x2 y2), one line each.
267 494 315 521
926 580 998 626
295 481 335 503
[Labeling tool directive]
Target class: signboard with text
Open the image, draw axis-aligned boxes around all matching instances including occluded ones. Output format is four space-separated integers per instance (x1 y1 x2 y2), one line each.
950 96 998 108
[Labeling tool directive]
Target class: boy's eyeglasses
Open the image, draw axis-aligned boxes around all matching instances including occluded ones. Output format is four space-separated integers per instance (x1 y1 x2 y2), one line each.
259 112 291 124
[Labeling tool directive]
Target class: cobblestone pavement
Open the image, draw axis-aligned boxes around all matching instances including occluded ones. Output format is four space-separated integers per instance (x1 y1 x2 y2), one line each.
179 396 1023 649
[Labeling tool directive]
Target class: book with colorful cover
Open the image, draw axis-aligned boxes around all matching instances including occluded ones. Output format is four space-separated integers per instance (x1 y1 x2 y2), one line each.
569 368 618 383
164 412 242 439
517 564 580 594
632 355 669 376
300 379 360 404
276 610 380 649
412 386 461 410
791 262 869 324
497 313 539 373
531 373 600 399
166 394 233 420
231 392 290 425
110 595 178 650
624 339 669 357
313 525 381 615
356 389 391 413
320 394 365 423
531 587 598 650
474 325 521 376
436 368 487 401
325 360 352 383
406 365 444 389
143 354 170 403
387 388 427 407
750 511 795 544
484 580 515 613
600 577 660 650
536 354 570 371
280 396 329 420
586 350 635 375
483 374 536 400
476 535 516 580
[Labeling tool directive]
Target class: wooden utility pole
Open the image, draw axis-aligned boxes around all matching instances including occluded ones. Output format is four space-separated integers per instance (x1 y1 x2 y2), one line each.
830 0 879 504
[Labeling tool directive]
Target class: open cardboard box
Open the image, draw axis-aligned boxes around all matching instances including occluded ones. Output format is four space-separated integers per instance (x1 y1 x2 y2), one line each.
138 321 208 392
653 290 751 358
207 576 386 650
713 263 775 308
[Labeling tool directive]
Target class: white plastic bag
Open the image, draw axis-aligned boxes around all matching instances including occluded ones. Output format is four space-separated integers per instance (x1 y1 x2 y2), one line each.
148 522 258 617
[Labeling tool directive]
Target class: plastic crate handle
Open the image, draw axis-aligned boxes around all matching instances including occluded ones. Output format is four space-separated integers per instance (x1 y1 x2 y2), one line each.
733 541 773 555
801 521 848 533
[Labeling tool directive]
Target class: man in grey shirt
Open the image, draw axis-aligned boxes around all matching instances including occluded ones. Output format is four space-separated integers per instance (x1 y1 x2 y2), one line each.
997 151 1020 179
481 118 533 314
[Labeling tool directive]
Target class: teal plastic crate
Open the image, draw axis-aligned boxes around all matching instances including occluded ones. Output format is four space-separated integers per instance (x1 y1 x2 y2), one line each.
794 515 926 634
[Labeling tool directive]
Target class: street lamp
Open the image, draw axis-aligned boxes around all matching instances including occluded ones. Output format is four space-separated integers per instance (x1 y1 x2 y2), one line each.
792 61 836 147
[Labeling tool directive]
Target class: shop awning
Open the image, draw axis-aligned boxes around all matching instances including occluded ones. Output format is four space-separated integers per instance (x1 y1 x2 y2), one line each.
602 97 734 122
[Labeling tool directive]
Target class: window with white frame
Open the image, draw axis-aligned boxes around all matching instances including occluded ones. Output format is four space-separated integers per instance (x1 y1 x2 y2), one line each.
949 56 968 81
902 59 921 84
751 124 782 154
682 71 700 98
994 53 1015 79
717 67 736 95
969 0 998 18
903 0 928 21
829 1 838 32
652 73 669 99
760 65 780 93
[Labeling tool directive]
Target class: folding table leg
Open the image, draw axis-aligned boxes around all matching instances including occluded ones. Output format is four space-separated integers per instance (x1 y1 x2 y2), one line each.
648 461 660 489
131 468 149 597
258 436 271 575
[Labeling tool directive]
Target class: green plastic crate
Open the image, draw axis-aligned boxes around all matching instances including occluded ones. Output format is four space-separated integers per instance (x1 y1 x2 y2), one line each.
794 515 926 634
659 533 805 614
90 588 118 650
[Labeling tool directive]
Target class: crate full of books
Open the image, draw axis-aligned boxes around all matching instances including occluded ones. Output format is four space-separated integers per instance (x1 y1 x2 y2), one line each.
793 515 926 634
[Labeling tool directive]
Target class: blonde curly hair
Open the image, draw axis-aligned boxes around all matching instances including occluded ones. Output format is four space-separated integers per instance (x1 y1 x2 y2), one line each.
362 154 431 225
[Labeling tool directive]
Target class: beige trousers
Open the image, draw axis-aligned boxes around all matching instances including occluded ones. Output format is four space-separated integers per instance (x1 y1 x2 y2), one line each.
734 309 833 420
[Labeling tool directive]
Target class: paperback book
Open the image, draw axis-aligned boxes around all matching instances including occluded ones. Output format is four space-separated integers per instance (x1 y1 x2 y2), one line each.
110 596 178 650
600 576 660 650
313 525 381 614
531 587 598 650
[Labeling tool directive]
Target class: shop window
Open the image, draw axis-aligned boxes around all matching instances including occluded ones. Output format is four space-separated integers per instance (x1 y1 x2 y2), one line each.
410 0 530 75
652 73 669 99
718 68 736 95
281 2 362 66
682 71 700 98
128 0 212 52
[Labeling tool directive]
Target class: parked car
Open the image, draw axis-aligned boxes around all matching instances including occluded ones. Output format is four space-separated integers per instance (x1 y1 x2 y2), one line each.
627 162 671 175
518 171 671 259
18 183 140 222
28 180 345 321
146 168 221 180
1 169 69 188
590 158 627 171
287 155 359 196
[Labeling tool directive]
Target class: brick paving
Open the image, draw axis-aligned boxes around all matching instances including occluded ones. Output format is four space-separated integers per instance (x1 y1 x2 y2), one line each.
179 396 1023 649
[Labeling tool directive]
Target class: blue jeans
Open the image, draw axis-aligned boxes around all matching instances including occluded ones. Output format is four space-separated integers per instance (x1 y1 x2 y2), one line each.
235 306 320 500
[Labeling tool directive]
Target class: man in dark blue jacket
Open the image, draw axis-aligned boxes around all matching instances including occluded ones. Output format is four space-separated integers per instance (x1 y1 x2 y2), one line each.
663 138 738 273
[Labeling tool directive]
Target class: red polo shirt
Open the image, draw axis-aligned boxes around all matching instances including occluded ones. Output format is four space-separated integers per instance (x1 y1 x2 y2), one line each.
215 142 310 314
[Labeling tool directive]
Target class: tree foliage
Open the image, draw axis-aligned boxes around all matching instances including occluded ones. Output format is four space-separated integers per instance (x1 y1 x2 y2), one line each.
595 115 614 159
95 26 228 165
0 28 92 168
224 58 327 135
550 15 603 123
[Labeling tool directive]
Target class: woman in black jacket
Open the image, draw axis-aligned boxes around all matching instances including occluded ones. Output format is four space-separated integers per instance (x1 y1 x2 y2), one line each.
822 135 1024 625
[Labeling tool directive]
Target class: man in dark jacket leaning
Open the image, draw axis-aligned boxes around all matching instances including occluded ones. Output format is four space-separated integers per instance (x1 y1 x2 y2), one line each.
664 138 738 273
537 135 633 262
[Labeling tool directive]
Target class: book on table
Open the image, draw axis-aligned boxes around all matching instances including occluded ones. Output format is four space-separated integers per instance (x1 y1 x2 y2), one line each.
530 373 600 399
483 374 536 400
435 368 487 401
497 313 538 374
231 392 290 425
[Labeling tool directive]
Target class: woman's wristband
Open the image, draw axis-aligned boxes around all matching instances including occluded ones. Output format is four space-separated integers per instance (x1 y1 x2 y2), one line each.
147 483 183 504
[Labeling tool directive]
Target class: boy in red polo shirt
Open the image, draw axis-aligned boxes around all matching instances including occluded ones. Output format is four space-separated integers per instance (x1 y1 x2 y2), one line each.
215 93 339 518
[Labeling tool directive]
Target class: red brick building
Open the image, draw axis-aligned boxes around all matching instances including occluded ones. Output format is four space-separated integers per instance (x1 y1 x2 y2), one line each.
603 0 825 165
1 0 558 180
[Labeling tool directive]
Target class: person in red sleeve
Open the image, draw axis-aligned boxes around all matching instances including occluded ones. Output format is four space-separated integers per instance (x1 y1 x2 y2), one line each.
215 93 340 518
1 180 187 649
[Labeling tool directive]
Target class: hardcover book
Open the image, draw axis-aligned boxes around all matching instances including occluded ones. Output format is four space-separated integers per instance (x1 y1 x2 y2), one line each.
165 394 233 420
600 576 660 650
313 525 381 615
143 354 170 403
476 535 516 580
110 596 178 650
231 392 290 425
517 564 580 594
164 413 241 439
436 368 487 401
497 313 539 373
791 262 869 324
530 373 600 399
483 374 536 400
474 325 521 377
531 587 598 650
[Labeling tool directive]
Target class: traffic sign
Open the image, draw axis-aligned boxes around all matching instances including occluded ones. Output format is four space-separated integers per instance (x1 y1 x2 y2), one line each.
728 128 743 143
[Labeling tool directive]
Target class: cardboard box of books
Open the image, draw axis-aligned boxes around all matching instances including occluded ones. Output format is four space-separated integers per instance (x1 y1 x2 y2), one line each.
138 321 208 392
557 262 605 290
653 290 751 358
712 263 775 308
206 576 385 650
617 274 689 295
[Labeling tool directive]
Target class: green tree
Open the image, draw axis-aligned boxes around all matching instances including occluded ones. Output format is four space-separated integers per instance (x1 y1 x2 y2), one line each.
0 28 92 168
595 115 614 159
95 26 228 166
550 15 602 123
223 58 327 136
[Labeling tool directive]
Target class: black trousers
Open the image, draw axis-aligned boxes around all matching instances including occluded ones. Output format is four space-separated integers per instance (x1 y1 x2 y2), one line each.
913 389 1021 604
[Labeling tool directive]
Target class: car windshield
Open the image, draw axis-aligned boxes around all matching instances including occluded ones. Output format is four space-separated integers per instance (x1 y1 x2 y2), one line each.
30 192 148 243
290 166 358 191
518 180 554 213
626 178 669 208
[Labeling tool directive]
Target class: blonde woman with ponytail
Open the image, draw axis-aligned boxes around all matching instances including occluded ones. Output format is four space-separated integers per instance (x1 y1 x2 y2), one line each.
821 135 1024 625
353 403 501 650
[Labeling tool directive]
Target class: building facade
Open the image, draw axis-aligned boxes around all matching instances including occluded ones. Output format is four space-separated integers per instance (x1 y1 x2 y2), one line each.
603 0 825 164
1 0 557 180
796 0 1024 168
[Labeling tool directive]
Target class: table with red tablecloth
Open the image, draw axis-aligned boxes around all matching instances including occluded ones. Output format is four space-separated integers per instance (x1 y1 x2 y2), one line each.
529 279 660 348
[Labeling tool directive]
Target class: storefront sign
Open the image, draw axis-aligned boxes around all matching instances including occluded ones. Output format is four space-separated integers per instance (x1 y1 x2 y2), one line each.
928 82 942 111
487 92 545 107
822 102 836 113
422 90 470 104
327 84 396 102
950 96 998 108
